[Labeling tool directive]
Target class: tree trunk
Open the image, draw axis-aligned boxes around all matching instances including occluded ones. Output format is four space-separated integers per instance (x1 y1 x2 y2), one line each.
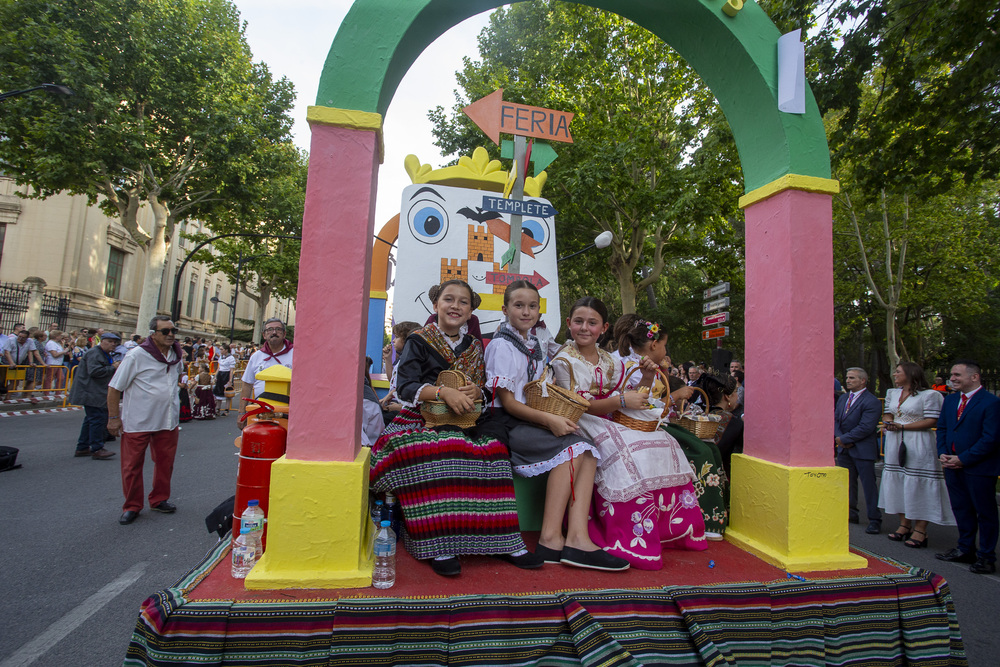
134 196 170 335
241 281 273 343
885 306 900 370
618 274 637 314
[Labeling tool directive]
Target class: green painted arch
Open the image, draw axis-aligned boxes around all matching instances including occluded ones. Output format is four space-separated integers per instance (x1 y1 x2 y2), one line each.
317 0 830 193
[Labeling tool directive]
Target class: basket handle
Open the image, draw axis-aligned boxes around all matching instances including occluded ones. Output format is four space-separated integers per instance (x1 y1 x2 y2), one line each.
621 364 673 417
677 386 711 415
547 356 577 393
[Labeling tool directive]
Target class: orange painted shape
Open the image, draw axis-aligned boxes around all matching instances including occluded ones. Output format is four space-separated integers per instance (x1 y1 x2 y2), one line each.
485 218 541 258
370 214 399 292
464 89 574 145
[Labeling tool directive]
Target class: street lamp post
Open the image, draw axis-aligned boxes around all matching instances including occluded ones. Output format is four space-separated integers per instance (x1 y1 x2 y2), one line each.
0 83 74 102
557 230 614 263
209 250 267 343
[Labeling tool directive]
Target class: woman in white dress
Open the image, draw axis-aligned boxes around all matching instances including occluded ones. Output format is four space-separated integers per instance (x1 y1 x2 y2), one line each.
879 361 955 548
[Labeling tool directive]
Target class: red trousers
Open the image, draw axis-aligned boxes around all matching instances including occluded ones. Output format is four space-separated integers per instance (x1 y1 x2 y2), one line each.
120 428 178 512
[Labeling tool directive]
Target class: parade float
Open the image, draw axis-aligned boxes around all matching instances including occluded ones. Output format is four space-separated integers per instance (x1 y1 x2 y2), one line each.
124 1 965 664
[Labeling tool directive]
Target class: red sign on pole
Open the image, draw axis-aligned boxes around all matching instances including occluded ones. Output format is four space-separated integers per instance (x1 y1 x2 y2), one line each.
485 270 550 290
701 326 729 341
701 312 729 327
464 89 575 145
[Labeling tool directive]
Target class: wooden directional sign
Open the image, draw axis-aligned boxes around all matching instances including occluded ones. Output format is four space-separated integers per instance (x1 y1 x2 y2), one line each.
701 311 729 327
703 296 730 313
703 282 730 300
482 195 557 219
464 89 574 145
702 326 730 341
485 270 550 290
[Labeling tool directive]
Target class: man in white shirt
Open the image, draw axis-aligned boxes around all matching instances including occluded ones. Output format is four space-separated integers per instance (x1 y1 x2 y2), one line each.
237 318 293 428
107 316 183 525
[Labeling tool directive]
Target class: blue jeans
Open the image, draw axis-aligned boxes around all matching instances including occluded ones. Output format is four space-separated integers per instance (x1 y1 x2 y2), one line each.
77 405 109 452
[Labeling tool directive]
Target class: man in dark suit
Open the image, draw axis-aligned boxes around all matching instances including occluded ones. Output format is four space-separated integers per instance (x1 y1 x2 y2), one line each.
935 359 1000 574
835 367 883 534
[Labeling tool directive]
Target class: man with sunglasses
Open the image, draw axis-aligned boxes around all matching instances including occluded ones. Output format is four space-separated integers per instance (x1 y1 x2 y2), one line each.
237 318 293 429
107 316 184 525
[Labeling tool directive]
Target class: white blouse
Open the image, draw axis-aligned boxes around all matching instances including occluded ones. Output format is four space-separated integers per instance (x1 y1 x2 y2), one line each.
484 330 544 407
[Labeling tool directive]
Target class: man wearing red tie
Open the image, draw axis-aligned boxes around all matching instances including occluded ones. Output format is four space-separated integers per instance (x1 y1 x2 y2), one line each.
835 367 883 534
935 360 1000 574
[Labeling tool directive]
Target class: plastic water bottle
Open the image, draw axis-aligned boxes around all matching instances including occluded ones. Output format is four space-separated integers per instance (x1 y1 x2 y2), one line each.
231 526 260 578
240 500 265 558
371 499 384 530
383 492 401 540
371 520 396 589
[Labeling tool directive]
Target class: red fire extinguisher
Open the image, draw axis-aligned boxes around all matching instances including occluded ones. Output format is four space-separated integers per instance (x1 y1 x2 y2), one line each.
234 398 287 548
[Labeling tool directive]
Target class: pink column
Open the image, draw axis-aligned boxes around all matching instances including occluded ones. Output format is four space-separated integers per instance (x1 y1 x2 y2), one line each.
285 123 379 462
743 189 834 467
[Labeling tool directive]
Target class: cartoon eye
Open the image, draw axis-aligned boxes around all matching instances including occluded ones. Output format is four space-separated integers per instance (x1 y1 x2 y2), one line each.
407 200 449 245
520 218 550 254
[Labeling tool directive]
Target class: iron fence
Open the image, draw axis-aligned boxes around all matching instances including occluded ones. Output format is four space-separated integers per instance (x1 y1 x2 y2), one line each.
0 281 70 334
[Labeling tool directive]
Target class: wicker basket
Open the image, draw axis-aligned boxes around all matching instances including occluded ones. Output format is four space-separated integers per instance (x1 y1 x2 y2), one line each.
668 387 721 438
524 358 590 422
611 366 671 432
420 370 483 429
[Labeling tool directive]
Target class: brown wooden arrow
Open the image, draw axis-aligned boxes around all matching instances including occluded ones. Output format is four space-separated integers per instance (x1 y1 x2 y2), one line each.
464 89 574 145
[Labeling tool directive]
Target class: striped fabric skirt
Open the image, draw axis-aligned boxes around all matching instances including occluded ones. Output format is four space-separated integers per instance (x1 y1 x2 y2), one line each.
370 406 526 560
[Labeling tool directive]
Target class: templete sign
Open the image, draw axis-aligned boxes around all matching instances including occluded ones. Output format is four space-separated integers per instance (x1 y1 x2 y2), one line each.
481 196 557 219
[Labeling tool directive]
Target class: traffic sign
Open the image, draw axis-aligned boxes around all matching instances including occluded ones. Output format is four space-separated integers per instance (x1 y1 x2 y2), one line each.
701 312 729 327
501 140 559 174
481 195 557 219
703 296 730 313
703 282 730 300
464 89 575 145
702 326 730 341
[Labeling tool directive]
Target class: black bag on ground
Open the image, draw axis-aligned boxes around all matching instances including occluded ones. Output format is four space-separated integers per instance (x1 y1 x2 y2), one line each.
205 495 235 539
0 446 21 472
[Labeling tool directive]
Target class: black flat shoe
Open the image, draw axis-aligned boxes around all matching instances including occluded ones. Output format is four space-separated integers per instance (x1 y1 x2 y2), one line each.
151 500 176 513
495 551 544 569
429 557 461 576
119 510 139 525
560 546 630 571
935 548 977 564
969 558 996 574
534 544 562 564
904 529 927 548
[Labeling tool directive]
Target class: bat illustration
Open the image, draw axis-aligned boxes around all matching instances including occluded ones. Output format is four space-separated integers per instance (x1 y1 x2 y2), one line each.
457 207 502 223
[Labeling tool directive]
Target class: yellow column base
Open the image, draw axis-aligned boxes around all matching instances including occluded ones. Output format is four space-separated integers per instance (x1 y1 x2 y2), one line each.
245 448 375 590
725 453 868 572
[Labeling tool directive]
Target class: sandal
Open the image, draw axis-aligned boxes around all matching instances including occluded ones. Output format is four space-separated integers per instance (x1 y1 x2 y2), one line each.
904 529 928 549
888 524 912 542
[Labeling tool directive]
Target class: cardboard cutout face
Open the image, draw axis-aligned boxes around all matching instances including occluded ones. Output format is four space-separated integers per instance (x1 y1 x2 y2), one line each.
393 183 560 338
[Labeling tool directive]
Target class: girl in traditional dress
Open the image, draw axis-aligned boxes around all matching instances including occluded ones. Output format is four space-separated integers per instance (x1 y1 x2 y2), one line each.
370 280 541 577
191 364 216 420
616 319 729 540
552 297 707 570
485 281 629 571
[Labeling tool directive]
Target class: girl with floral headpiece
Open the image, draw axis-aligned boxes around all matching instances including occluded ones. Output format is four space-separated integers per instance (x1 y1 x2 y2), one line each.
616 318 730 540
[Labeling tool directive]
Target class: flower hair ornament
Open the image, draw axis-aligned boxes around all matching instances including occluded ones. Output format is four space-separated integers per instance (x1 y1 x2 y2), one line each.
645 321 660 339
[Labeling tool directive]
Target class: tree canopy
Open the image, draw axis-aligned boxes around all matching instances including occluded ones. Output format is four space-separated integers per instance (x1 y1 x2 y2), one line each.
0 0 297 332
429 1 745 329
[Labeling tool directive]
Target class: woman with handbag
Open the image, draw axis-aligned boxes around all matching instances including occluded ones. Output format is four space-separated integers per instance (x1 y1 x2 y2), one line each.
879 361 954 548
485 281 627 571
370 280 539 577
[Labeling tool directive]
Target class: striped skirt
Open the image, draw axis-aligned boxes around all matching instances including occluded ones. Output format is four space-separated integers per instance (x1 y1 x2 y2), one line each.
370 406 526 560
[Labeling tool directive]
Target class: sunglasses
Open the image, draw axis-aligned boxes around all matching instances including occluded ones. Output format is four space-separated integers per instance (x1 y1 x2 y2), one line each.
155 328 179 336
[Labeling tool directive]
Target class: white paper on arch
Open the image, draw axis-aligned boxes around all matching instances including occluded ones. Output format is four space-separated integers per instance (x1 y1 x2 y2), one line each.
778 29 806 114
393 182 562 338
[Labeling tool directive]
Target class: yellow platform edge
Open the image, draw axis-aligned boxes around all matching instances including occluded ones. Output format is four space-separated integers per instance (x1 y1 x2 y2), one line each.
726 453 868 572
245 448 375 590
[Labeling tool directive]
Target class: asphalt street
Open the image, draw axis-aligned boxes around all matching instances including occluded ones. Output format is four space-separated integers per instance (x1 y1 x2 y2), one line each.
1 410 998 666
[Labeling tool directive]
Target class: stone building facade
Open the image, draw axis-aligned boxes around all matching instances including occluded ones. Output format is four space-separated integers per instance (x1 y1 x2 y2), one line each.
0 175 295 338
